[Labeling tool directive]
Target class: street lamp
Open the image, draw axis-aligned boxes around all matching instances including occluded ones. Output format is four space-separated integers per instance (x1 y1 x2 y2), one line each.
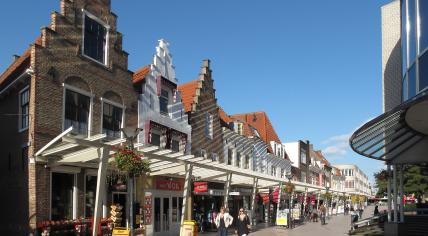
285 173 294 229
121 127 143 236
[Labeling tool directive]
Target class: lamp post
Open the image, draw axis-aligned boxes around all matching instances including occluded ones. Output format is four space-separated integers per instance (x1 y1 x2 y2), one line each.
285 173 294 229
121 127 143 236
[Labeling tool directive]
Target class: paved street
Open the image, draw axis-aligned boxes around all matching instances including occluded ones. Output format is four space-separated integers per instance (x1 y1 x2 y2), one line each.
202 205 379 236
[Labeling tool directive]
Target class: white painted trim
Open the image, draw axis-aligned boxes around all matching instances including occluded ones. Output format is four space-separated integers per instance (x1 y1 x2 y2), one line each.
0 68 32 96
62 84 93 138
81 9 110 66
73 174 78 219
51 166 81 174
18 85 30 132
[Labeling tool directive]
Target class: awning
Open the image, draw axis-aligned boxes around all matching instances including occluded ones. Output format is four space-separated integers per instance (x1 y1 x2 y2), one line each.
350 92 428 162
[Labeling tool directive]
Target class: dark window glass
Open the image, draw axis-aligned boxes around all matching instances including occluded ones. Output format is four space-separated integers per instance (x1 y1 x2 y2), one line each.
51 173 74 220
103 103 123 139
419 52 428 91
403 74 408 101
408 64 416 98
154 198 161 232
402 0 408 74
160 89 168 115
171 140 179 152
85 175 97 217
163 198 169 231
408 0 417 64
84 15 107 63
20 88 29 129
227 149 232 165
64 90 90 135
236 152 241 167
419 0 428 53
151 133 161 146
245 155 250 169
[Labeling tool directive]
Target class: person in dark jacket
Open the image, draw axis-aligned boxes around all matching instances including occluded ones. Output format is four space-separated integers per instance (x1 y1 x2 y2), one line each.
235 208 250 236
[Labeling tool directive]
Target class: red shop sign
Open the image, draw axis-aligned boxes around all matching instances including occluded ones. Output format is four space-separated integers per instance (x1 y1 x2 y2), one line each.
156 180 182 191
194 182 208 193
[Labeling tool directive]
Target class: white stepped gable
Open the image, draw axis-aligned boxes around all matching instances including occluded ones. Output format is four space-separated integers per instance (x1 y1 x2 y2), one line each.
152 39 177 83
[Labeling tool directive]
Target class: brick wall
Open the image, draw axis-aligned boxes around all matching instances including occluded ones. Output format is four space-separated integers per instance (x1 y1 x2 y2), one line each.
188 60 224 162
24 0 138 229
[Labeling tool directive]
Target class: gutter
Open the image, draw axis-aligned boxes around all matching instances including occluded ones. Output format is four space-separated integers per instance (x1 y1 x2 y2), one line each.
0 68 34 96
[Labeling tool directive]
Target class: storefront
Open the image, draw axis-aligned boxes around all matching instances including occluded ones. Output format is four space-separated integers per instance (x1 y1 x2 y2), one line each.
193 182 225 232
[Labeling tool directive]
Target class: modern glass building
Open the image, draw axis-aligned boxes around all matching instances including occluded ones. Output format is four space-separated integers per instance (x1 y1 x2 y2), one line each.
401 0 428 101
350 0 428 164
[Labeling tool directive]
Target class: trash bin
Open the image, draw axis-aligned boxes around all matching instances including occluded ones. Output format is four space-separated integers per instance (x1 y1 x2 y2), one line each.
180 220 198 236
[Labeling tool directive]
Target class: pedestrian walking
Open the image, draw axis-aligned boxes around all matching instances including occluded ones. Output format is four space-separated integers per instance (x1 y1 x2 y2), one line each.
215 206 233 236
319 203 327 225
373 205 379 216
235 208 251 236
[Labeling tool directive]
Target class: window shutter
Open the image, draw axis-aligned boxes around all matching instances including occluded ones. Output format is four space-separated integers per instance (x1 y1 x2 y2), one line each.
156 75 161 96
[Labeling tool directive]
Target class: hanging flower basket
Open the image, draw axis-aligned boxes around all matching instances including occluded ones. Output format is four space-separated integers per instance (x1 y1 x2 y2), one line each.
112 145 150 176
283 182 295 193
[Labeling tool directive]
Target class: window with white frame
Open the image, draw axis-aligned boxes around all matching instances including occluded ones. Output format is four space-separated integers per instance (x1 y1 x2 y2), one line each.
236 152 241 167
64 89 90 136
280 168 285 178
300 148 307 164
271 166 276 176
171 139 180 152
19 87 29 131
159 89 169 115
102 102 123 140
205 113 214 139
245 155 250 169
227 149 233 165
83 12 108 64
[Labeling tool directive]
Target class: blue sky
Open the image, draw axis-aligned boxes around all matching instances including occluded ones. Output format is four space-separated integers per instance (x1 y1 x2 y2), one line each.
0 0 392 183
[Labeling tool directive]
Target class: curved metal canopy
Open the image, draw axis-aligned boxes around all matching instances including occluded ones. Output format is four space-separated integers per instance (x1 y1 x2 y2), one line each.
350 92 428 162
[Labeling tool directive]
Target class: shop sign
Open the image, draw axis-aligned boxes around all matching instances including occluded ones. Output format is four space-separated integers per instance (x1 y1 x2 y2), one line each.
156 179 182 191
276 210 288 226
259 193 270 204
229 192 241 196
112 227 130 236
194 182 208 193
210 189 225 196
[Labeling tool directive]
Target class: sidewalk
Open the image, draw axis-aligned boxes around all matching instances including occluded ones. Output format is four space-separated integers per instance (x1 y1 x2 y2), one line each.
201 206 378 236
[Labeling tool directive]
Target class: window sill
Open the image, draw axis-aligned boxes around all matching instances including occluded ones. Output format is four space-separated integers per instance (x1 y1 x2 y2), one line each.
80 54 111 71
18 127 29 133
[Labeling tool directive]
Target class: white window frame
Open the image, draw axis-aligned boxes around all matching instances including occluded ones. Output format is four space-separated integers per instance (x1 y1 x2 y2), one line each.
100 97 125 139
205 112 214 139
81 9 110 66
18 85 30 132
62 83 94 138
50 166 80 220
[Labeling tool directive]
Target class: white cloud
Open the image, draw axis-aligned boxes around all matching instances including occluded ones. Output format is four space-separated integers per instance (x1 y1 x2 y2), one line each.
322 135 350 157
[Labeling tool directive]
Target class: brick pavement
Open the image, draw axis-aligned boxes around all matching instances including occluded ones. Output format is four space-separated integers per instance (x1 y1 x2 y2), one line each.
201 205 381 236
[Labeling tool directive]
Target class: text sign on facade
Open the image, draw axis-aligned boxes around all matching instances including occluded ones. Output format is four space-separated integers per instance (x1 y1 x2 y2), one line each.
156 179 183 191
194 182 208 193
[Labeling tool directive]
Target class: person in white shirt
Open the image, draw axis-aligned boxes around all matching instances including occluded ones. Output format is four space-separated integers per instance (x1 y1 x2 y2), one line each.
214 206 233 236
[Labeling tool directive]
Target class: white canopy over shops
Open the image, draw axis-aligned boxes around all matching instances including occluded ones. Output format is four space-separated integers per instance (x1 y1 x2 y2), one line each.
36 128 330 236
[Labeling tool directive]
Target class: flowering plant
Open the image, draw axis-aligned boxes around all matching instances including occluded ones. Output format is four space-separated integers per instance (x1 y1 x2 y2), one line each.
112 145 150 176
283 182 295 193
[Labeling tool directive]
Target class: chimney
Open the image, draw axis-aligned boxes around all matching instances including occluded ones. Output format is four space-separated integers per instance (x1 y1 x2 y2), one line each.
13 55 20 62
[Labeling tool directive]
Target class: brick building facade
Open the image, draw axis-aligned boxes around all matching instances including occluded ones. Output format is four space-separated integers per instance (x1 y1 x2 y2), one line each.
0 0 138 234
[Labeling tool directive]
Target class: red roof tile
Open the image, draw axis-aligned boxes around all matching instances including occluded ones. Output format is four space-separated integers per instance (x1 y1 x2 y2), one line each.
177 79 199 113
0 37 41 88
218 107 233 123
132 65 150 84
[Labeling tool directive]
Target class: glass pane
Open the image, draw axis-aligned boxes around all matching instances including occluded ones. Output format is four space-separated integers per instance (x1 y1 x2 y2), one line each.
64 90 89 135
51 173 74 220
103 103 123 139
84 15 106 63
419 0 428 53
178 197 183 222
171 140 179 152
408 0 417 64
419 52 428 91
154 198 161 232
408 64 416 98
85 175 97 217
163 198 169 231
151 133 161 146
172 197 178 222
402 0 408 73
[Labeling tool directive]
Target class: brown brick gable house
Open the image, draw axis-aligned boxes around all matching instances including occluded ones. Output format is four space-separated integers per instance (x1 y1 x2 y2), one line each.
0 0 138 234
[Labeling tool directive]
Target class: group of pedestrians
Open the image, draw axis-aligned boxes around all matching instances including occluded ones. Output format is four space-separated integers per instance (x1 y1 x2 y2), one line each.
214 206 251 236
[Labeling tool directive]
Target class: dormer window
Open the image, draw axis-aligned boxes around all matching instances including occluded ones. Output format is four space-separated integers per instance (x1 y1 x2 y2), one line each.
83 11 109 65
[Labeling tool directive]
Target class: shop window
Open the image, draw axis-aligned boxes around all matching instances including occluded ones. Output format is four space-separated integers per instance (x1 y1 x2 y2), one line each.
19 87 29 131
159 89 169 115
85 175 97 217
83 13 108 64
171 139 180 152
102 102 123 140
64 89 90 136
151 133 161 146
51 172 74 220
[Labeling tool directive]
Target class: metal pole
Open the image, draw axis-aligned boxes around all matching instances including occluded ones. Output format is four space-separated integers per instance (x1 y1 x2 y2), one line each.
399 165 404 223
251 177 258 226
181 164 193 230
276 182 283 225
224 172 232 209
387 164 392 222
92 146 110 236
393 164 398 223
